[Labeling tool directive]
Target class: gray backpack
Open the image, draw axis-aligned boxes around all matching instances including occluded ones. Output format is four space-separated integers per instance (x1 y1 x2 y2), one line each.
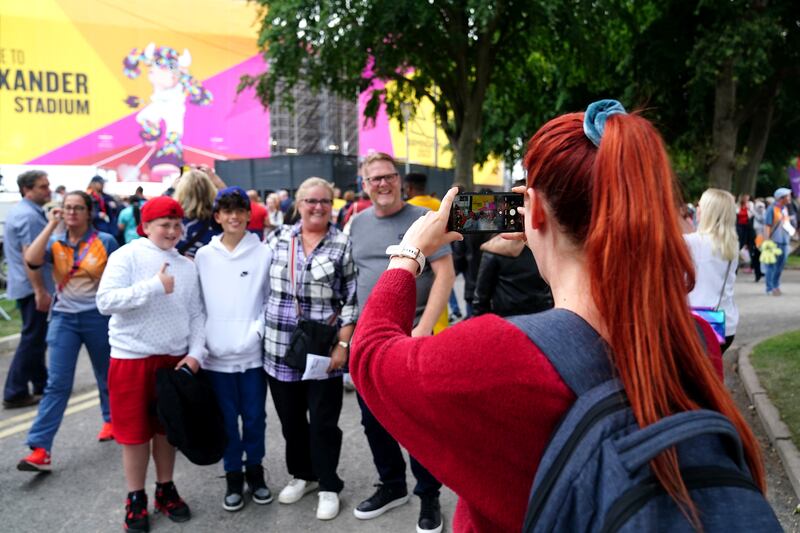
509 309 781 533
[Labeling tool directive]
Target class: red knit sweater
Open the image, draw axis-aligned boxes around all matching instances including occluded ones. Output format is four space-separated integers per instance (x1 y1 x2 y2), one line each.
350 269 723 533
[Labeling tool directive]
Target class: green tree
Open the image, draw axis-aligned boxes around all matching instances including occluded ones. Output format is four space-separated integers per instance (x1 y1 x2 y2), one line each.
242 0 543 190
478 0 800 197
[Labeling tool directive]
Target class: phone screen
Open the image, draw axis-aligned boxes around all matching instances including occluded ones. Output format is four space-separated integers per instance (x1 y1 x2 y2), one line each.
447 193 524 234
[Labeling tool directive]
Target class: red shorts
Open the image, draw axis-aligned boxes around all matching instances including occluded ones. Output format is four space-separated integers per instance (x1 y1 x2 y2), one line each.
108 355 182 445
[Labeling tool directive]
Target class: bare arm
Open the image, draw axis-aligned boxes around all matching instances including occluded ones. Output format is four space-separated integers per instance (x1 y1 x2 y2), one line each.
328 323 355 372
24 211 60 268
23 246 52 312
412 255 455 337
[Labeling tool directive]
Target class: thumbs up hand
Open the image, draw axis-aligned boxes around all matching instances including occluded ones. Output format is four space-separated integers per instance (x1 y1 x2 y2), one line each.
157 262 174 294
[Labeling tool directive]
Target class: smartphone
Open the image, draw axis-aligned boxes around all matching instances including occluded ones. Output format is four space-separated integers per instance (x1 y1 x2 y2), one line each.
447 192 524 234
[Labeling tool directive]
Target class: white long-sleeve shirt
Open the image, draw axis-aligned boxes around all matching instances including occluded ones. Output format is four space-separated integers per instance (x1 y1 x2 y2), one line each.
684 233 739 336
194 233 271 373
96 237 206 361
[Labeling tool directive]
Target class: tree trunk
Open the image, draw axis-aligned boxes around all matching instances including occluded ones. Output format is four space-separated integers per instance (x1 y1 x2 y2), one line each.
452 126 477 191
735 95 776 196
708 60 738 190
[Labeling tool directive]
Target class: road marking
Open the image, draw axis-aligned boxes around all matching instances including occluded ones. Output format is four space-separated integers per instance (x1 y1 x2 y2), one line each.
0 390 99 430
0 392 100 439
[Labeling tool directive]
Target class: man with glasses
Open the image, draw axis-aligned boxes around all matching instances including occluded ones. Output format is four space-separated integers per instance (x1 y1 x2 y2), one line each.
348 152 454 533
3 170 55 408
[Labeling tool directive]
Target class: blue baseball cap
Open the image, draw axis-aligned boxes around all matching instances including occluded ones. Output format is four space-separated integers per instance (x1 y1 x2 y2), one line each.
213 186 251 211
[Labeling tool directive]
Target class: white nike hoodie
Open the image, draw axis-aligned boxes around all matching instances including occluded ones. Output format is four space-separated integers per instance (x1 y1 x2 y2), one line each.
194 232 271 373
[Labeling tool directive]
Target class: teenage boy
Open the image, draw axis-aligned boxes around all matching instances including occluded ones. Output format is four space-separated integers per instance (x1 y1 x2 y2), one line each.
349 152 454 533
194 187 272 512
96 196 205 533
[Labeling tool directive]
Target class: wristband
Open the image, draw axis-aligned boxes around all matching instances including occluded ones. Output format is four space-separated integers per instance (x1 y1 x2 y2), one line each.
385 244 426 276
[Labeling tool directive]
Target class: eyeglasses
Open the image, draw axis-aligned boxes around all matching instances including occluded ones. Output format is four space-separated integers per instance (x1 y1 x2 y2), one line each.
363 172 399 186
63 205 87 212
302 198 333 207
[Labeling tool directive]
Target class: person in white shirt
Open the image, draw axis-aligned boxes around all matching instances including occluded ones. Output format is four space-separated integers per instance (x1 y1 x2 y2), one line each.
96 196 204 533
684 188 739 353
194 187 272 512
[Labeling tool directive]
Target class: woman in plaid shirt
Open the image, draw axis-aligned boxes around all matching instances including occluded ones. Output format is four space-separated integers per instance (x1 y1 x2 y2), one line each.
263 177 358 521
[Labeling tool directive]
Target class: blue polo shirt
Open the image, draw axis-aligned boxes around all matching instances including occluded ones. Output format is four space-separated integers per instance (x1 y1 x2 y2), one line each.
4 198 55 300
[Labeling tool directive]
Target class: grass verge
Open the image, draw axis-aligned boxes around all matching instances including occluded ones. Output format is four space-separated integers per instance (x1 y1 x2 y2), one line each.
0 298 21 338
787 254 800 269
751 330 800 445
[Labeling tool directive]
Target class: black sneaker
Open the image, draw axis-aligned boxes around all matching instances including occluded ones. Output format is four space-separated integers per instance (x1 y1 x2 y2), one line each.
245 464 273 504
353 483 409 520
223 471 245 512
124 490 149 533
154 481 190 523
3 394 40 409
417 495 443 533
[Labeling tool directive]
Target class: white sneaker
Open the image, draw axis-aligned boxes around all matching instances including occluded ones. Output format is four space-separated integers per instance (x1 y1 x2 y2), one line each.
316 491 340 520
278 478 319 504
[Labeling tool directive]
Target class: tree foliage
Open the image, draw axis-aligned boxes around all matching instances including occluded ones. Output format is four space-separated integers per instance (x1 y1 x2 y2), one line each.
242 0 550 189
244 0 800 196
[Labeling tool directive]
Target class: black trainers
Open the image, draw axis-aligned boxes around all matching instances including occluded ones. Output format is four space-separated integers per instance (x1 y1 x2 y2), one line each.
124 490 149 533
223 471 245 512
353 483 409 520
417 495 443 533
154 481 190 523
245 464 273 504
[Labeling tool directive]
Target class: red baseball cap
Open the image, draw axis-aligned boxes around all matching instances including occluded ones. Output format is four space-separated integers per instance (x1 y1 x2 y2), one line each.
137 196 185 237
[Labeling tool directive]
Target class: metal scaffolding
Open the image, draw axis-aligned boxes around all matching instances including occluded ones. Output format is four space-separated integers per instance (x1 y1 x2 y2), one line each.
269 79 359 157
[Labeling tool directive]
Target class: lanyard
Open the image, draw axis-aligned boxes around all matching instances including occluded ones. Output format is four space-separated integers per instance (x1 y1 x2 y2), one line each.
57 232 98 293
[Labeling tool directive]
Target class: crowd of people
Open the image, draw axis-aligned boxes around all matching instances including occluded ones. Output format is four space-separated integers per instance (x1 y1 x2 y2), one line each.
3 100 795 532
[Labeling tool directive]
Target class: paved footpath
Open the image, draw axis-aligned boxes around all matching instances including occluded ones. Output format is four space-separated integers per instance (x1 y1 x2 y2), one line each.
723 269 800 532
0 272 798 532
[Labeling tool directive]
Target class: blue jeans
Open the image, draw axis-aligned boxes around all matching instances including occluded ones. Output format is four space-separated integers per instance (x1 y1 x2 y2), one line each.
207 367 267 472
27 309 111 451
764 242 788 293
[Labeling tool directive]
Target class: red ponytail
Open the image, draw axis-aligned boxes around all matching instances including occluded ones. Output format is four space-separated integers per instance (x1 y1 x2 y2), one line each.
524 112 765 526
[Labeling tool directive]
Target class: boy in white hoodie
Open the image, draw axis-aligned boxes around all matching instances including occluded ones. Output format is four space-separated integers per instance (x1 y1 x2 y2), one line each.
96 196 205 533
194 187 272 512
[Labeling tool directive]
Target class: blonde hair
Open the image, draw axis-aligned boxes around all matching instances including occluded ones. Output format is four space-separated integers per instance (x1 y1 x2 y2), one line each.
360 152 396 176
174 169 216 220
697 188 738 261
295 177 334 202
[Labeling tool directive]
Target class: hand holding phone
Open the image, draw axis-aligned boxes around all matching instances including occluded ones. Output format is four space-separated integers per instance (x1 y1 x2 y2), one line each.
447 192 524 234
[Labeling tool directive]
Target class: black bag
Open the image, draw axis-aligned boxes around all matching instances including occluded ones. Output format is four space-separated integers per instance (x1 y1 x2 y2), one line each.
284 318 338 372
155 367 227 466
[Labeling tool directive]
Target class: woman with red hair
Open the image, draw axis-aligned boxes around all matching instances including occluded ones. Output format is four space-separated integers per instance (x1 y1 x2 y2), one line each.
350 101 769 532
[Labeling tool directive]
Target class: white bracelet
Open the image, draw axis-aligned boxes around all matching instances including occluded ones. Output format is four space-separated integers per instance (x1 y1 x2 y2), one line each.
385 244 426 276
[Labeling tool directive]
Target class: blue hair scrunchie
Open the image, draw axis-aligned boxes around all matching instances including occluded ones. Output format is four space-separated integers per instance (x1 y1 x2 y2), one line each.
583 99 627 147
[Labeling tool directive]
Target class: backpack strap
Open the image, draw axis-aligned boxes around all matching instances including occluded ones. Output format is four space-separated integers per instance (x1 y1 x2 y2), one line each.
508 309 612 395
615 409 747 474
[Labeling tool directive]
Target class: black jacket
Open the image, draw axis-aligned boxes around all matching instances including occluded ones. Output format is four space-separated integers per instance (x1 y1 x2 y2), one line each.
473 237 553 317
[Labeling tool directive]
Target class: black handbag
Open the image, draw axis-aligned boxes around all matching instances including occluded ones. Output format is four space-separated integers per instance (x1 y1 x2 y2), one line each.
284 318 338 371
283 235 339 372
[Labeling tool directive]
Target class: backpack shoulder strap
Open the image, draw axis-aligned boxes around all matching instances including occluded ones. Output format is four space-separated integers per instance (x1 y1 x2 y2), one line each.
508 309 613 395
